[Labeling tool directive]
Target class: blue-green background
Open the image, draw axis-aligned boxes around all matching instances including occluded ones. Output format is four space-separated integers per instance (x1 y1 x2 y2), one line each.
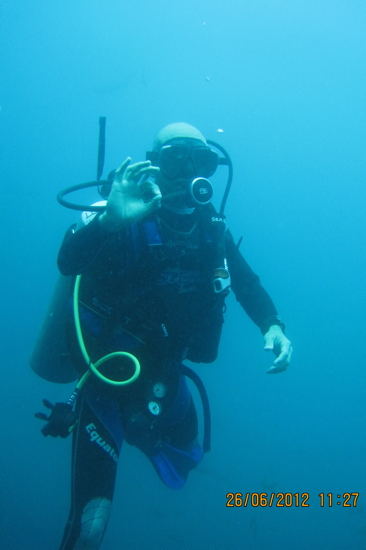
1 1 366 548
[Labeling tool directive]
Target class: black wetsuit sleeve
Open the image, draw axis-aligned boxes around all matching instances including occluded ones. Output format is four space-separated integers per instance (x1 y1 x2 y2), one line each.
57 215 111 276
226 229 283 334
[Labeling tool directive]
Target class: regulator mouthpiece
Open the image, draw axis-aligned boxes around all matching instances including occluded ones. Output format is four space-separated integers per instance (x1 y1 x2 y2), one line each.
190 177 213 205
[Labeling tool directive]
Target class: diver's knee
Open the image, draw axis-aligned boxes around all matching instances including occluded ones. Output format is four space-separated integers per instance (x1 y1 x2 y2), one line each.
74 497 111 550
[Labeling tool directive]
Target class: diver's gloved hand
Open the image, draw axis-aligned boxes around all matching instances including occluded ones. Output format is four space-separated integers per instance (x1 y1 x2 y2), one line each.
35 399 78 438
99 158 161 232
263 325 292 374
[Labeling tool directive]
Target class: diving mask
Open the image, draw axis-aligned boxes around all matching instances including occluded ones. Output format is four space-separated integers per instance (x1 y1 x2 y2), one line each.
147 144 219 180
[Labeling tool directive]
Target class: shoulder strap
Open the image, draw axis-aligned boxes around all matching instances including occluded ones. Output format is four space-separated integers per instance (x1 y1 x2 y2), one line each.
196 205 231 295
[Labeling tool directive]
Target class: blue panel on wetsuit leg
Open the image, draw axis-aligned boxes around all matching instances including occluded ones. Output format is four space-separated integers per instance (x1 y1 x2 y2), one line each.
150 441 204 490
124 374 203 489
148 375 202 489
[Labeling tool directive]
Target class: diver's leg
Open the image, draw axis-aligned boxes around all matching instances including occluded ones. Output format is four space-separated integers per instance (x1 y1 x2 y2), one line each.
149 394 204 489
59 394 120 550
125 375 203 489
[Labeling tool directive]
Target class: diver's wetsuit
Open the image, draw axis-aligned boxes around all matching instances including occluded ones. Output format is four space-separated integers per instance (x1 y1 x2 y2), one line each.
57 206 280 550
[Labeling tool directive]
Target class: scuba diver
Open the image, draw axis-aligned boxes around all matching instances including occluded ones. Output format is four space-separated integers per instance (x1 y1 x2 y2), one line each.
35 122 292 550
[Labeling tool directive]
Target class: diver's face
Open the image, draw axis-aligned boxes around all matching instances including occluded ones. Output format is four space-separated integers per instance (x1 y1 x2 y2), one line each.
155 137 209 207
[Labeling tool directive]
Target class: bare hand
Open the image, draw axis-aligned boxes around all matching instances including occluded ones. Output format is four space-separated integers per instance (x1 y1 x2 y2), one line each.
263 325 293 374
99 158 161 231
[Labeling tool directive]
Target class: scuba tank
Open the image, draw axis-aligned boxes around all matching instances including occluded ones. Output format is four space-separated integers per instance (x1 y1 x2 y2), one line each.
29 202 107 383
29 274 78 383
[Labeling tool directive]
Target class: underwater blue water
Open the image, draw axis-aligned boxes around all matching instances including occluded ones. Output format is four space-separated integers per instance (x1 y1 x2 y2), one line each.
1 0 366 548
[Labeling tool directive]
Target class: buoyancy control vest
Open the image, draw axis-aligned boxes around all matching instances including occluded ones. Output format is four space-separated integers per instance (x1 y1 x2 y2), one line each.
30 203 231 384
75 203 231 367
